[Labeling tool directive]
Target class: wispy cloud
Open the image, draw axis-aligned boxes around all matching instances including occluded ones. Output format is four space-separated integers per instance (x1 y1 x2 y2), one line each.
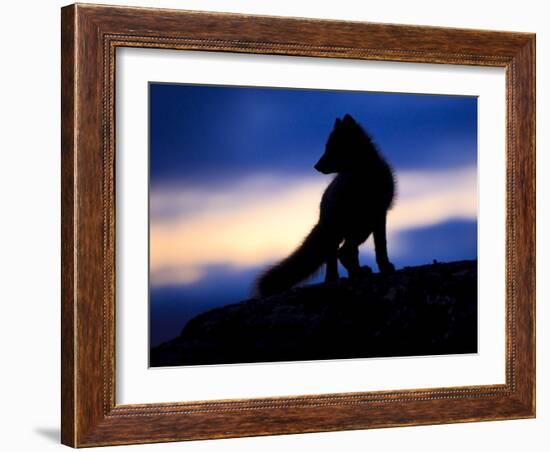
390 166 476 230
150 167 476 287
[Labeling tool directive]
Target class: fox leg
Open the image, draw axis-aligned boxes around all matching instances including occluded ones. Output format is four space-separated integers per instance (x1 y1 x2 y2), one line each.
338 238 363 278
325 247 339 283
374 213 395 273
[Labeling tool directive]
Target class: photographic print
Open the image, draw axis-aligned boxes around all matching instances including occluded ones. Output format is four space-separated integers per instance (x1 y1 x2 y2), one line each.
61 6 535 444
149 83 478 367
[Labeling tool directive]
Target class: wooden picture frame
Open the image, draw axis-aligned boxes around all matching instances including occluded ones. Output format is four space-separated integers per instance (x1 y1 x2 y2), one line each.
61 3 535 447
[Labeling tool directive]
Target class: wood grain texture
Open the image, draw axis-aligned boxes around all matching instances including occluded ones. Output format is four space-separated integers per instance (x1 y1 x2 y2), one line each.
60 3 536 447
60 5 76 447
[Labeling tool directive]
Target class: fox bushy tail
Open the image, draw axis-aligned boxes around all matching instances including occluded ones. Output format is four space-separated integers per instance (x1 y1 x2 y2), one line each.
256 224 333 297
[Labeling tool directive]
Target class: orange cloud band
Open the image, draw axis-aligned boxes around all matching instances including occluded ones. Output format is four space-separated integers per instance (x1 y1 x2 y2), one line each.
150 167 476 286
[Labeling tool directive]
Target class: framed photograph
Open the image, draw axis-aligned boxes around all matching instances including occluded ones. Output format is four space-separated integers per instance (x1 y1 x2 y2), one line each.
61 3 535 447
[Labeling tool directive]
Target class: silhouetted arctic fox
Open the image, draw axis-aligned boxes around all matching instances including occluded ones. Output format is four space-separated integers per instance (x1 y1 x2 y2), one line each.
257 114 396 297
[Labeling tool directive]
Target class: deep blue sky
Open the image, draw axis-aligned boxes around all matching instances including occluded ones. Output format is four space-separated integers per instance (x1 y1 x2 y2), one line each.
150 83 477 186
149 83 478 347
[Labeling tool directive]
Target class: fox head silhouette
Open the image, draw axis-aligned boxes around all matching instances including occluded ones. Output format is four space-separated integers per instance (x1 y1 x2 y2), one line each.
314 113 376 174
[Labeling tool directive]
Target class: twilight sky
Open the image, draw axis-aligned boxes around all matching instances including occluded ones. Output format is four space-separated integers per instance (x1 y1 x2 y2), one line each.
149 83 478 346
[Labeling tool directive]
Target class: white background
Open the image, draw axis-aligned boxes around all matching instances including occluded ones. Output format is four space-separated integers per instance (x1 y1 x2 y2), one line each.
0 0 546 451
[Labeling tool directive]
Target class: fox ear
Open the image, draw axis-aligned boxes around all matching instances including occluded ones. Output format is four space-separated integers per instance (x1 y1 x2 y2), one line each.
343 113 356 125
334 118 342 128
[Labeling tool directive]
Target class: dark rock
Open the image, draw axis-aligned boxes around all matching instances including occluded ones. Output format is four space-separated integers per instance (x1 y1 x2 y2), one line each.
150 260 477 367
